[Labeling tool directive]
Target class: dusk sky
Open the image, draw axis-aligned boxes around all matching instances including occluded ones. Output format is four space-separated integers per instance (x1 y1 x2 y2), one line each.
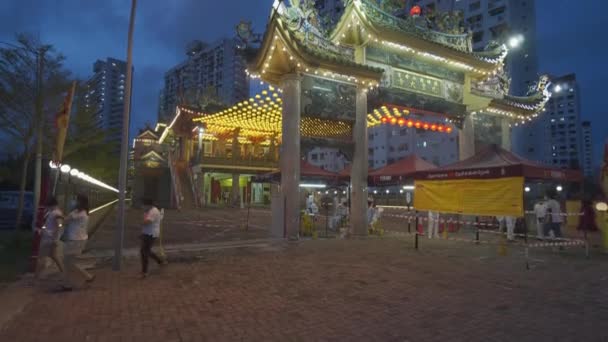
1 0 606 166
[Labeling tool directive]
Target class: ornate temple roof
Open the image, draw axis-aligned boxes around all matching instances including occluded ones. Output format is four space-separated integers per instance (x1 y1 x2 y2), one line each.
330 0 508 75
248 1 383 86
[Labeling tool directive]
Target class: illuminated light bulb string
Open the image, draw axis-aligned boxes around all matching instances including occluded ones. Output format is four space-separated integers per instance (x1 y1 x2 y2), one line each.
370 106 454 133
245 33 381 91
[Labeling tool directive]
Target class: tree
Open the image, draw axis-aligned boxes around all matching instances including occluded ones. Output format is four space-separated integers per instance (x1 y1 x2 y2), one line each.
60 82 119 183
0 33 70 229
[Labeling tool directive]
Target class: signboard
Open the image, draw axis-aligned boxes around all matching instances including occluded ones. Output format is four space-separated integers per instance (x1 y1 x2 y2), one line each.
392 69 463 102
414 177 524 217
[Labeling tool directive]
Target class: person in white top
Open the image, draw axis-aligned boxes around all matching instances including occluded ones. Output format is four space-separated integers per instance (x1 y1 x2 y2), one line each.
533 199 547 240
60 194 95 291
35 196 65 279
140 198 166 278
543 191 563 239
496 216 516 241
427 211 440 239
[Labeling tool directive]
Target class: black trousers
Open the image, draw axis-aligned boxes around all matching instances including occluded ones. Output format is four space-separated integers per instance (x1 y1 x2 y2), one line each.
140 234 162 273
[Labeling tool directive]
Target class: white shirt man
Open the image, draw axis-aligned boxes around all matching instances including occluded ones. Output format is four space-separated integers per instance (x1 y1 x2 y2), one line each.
533 201 546 239
496 216 516 241
544 198 563 238
427 211 440 239
142 206 162 238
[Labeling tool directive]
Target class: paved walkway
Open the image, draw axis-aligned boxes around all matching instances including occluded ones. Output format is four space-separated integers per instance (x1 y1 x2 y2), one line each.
1 237 607 341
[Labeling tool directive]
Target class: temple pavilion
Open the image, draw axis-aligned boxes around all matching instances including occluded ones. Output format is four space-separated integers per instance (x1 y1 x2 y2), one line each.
132 0 551 238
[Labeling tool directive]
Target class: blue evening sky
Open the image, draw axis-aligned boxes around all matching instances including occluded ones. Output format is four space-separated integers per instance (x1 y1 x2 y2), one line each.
1 0 606 167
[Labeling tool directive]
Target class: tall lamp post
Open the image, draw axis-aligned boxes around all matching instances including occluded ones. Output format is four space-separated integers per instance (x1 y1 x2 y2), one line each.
114 0 137 271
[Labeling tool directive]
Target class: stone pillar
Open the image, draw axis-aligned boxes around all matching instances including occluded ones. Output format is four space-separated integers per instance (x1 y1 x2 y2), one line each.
501 118 511 151
280 73 301 240
350 85 369 236
231 129 241 206
269 134 278 161
459 115 475 161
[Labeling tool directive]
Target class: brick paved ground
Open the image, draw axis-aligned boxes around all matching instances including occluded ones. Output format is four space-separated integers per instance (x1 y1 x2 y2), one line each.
87 207 273 251
2 236 607 342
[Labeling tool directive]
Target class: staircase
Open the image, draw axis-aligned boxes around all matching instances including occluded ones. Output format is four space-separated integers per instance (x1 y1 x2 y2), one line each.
177 168 196 209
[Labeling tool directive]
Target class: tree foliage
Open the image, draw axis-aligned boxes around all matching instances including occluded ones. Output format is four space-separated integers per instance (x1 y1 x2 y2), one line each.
61 82 119 183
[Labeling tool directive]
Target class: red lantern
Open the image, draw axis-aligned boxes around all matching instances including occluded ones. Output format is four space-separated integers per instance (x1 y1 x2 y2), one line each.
410 5 421 17
423 123 430 130
446 127 453 133
381 116 388 124
437 125 445 132
414 121 422 129
430 124 437 131
407 120 414 128
390 117 397 125
398 118 405 126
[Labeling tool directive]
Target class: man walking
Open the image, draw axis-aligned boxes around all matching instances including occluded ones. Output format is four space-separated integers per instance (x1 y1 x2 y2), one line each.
533 198 547 240
140 198 167 278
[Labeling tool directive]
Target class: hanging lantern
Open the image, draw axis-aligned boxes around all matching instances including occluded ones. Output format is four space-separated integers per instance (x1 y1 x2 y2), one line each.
410 5 422 17
423 123 430 130
437 125 445 132
407 120 414 128
446 127 453 133
390 117 398 125
414 121 422 129
430 124 437 131
398 118 405 126
381 116 388 124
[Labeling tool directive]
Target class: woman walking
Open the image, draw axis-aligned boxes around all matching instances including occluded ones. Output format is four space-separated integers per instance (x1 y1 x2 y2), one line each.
140 198 167 278
35 196 65 280
61 194 95 291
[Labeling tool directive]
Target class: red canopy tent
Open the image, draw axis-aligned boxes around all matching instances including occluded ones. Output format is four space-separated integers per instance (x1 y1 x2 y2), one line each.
369 154 437 185
415 145 583 182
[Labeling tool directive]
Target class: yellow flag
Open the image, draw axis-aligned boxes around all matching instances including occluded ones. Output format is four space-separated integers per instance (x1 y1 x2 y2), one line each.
54 81 76 163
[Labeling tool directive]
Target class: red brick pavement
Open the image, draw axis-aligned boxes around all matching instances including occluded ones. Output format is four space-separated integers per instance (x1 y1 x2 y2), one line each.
2 238 607 341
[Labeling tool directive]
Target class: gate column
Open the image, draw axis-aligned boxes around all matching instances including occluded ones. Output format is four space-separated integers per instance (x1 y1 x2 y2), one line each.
459 115 475 161
280 73 302 240
350 85 369 236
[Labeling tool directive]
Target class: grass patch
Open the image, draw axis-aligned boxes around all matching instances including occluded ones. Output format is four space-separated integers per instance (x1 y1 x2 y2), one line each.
0 231 33 284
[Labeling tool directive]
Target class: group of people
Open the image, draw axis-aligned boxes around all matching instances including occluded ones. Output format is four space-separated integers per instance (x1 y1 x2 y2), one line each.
36 194 95 291
36 196 167 290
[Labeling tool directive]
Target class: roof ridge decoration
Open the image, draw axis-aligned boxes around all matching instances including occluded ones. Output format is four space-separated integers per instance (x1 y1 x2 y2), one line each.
351 0 473 52
277 0 356 61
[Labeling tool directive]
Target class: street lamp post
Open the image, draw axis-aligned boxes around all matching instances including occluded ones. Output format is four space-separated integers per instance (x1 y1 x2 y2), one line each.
114 0 137 271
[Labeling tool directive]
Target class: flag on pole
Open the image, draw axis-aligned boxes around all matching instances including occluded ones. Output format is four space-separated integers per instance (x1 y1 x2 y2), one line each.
54 81 76 163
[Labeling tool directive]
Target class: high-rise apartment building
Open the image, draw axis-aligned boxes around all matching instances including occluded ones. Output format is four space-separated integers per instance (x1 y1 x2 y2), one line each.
369 124 459 169
581 121 593 178
306 147 349 173
158 39 249 122
541 74 585 171
84 58 132 151
315 0 345 26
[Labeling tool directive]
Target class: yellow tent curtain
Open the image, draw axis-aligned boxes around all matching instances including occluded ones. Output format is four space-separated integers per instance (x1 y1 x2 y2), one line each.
414 177 524 217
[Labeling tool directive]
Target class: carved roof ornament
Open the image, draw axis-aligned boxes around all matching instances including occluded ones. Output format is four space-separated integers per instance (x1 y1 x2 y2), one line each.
281 0 326 39
425 10 466 35
379 0 405 14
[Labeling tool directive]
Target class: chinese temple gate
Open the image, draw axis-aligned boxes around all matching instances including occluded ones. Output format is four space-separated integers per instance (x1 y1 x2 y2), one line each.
133 0 551 239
